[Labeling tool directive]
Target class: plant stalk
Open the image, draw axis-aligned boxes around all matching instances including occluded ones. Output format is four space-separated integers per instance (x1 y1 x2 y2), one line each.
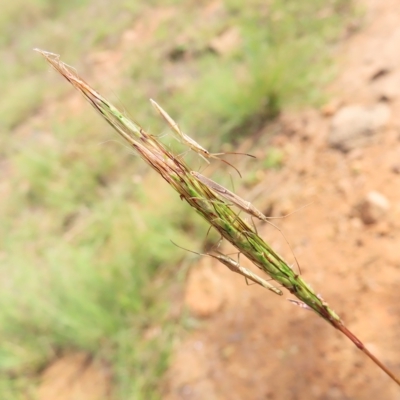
35 49 400 387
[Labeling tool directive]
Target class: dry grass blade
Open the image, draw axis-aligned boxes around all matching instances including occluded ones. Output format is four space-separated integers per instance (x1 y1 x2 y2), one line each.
35 49 400 387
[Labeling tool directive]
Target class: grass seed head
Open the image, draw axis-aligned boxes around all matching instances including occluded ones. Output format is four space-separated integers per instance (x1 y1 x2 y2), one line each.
36 49 400 386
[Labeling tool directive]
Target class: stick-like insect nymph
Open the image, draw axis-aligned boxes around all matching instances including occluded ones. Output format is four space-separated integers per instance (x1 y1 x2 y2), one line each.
191 171 267 219
150 99 255 178
171 242 282 295
212 253 283 295
190 170 302 275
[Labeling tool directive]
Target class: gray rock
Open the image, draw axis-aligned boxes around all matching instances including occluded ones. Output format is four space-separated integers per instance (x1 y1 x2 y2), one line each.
328 104 390 152
358 191 390 225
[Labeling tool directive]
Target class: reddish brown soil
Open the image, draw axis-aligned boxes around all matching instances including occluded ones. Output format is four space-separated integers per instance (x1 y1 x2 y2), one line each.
37 1 400 399
162 1 400 399
38 353 111 400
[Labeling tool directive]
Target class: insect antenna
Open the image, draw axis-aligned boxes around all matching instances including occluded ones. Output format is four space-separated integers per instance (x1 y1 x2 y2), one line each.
170 240 206 257
208 155 243 178
211 151 256 159
258 201 314 220
260 217 302 276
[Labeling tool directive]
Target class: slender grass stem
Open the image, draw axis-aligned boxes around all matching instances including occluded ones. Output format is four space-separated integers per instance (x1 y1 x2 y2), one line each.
35 48 400 387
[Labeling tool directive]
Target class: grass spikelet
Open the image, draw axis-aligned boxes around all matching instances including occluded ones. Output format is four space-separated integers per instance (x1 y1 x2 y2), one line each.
35 49 400 387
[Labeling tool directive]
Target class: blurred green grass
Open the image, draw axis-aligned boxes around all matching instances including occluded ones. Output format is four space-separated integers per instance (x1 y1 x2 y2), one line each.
0 0 355 398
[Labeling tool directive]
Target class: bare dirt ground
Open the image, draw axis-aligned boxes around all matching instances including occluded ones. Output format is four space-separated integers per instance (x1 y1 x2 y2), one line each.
162 1 400 399
36 0 400 399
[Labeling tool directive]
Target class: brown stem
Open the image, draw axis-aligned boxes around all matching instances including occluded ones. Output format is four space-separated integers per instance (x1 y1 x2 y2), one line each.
334 321 400 386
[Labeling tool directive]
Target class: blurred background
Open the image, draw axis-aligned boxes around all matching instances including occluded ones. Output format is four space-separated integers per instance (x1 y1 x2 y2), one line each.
2 0 400 399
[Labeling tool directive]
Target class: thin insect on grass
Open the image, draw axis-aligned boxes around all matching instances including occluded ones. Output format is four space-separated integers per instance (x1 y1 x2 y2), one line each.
191 170 302 274
171 241 282 295
191 170 272 221
35 49 400 387
150 98 255 178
